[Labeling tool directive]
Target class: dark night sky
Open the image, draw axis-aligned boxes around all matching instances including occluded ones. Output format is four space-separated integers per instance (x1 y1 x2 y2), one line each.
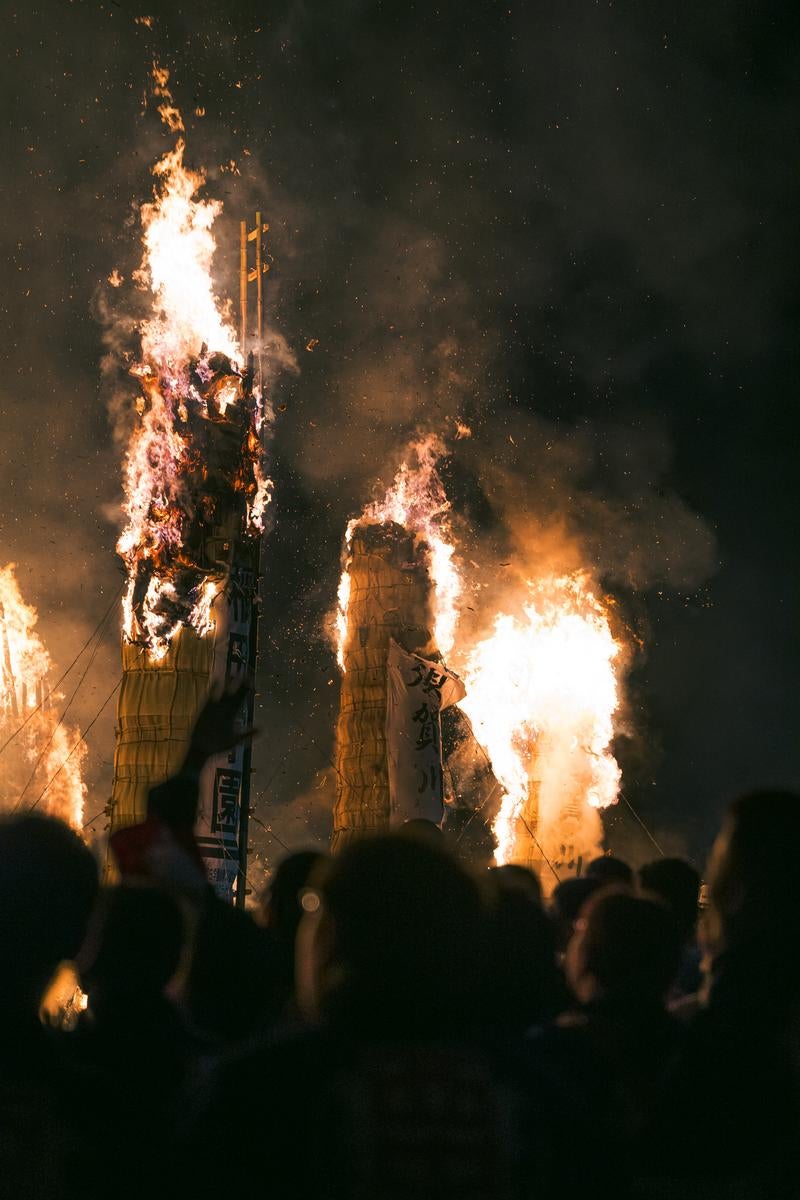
1 1 797 877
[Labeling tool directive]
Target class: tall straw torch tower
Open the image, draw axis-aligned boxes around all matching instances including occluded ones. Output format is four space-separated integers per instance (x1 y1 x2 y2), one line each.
333 521 438 850
109 214 270 905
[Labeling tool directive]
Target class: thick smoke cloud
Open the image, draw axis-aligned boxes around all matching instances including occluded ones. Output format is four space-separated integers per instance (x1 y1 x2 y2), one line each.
451 411 717 591
0 1 796 868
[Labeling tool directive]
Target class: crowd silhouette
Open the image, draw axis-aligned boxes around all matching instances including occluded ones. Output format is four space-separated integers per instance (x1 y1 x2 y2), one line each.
0 692 797 1199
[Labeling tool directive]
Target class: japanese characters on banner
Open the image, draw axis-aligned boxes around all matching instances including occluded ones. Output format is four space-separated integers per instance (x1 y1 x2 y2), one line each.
385 639 466 827
195 556 257 901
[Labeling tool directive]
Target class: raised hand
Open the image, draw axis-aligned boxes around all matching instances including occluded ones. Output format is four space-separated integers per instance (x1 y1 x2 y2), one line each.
183 676 259 771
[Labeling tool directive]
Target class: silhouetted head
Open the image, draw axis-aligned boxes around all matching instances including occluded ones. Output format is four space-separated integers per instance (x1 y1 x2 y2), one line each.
566 890 682 1006
483 875 563 1031
706 790 800 969
185 895 275 1043
296 833 484 1034
0 814 98 1013
397 818 445 847
489 863 543 908
639 858 700 944
586 855 634 886
261 850 328 936
551 876 603 952
79 884 184 1004
259 849 328 1011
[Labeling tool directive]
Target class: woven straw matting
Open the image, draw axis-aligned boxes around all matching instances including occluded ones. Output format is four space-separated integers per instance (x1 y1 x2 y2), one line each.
109 630 214 832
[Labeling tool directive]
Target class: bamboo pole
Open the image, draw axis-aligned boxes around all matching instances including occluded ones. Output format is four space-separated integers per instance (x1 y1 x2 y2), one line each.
255 210 263 388
239 220 248 357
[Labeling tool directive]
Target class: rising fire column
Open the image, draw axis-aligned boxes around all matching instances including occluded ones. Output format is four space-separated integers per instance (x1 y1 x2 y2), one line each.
0 564 86 827
109 195 271 905
459 573 623 890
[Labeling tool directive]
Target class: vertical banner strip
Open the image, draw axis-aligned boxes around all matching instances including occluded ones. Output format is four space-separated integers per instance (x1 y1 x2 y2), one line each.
385 640 465 827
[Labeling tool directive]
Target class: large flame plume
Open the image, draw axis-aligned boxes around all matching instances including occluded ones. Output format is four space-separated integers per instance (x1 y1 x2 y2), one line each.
335 435 462 670
0 565 85 828
335 435 627 873
459 573 622 870
117 65 269 660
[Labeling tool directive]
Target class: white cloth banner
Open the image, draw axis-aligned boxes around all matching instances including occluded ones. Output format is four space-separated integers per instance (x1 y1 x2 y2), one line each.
385 639 466 827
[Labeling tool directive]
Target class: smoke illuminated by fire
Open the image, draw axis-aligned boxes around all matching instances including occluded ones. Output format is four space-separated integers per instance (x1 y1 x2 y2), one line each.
0 565 85 828
459 573 622 869
335 435 462 669
116 64 270 659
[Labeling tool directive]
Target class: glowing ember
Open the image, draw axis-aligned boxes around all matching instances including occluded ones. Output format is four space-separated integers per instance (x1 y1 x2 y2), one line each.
459 572 622 871
335 436 461 670
0 565 85 828
117 65 270 659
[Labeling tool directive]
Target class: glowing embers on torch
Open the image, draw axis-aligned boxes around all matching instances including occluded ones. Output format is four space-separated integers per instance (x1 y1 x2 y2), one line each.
0 566 85 828
335 436 461 671
116 67 270 660
459 573 622 874
117 349 265 658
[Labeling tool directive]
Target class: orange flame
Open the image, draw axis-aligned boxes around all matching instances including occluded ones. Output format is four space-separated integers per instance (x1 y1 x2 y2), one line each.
136 138 238 368
116 65 270 659
335 436 462 669
0 565 85 828
459 572 622 869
